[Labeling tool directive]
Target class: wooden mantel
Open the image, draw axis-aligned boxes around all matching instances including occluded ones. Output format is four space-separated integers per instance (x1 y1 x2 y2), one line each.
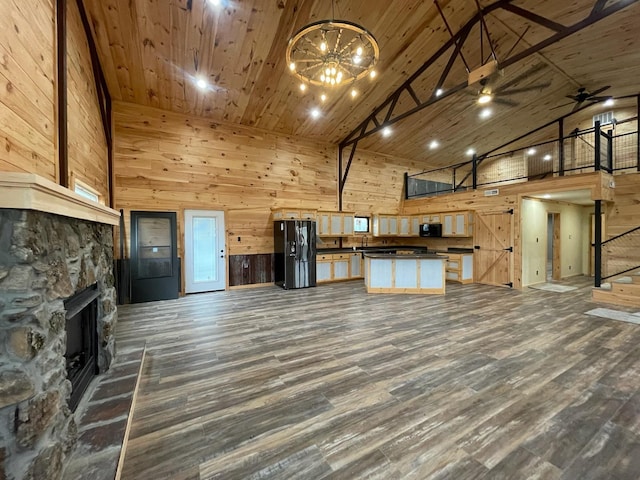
0 172 120 226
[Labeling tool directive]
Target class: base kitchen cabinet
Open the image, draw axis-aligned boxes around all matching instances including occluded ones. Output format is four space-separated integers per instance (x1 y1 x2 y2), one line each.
333 254 350 280
317 254 333 283
440 252 473 284
350 252 363 278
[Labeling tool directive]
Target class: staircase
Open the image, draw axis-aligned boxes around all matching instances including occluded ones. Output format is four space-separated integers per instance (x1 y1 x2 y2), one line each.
592 273 640 307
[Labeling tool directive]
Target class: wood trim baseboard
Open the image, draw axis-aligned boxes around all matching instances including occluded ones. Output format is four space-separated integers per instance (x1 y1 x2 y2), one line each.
229 282 275 290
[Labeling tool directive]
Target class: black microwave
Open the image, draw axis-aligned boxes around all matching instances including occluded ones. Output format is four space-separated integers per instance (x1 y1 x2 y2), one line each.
419 223 442 237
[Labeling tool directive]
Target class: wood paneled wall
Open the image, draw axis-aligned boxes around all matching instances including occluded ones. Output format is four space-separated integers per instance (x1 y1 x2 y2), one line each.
0 0 56 179
113 101 338 259
0 0 108 201
67 0 108 198
342 149 421 215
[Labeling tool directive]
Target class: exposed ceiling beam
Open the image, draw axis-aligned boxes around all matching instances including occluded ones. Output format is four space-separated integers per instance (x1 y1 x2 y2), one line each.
337 0 640 203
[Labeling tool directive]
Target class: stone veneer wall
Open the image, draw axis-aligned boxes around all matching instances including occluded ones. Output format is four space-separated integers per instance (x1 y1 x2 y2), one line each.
0 209 117 480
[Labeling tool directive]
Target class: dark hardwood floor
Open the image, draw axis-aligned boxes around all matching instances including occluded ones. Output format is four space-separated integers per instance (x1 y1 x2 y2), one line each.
116 277 640 479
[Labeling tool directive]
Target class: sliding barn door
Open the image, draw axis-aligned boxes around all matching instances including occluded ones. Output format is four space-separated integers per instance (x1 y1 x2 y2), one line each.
474 210 514 287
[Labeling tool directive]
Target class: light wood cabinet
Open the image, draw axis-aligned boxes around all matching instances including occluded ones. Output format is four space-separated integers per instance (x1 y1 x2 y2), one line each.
343 215 354 235
350 252 363 278
316 252 363 282
317 211 355 237
333 253 349 280
272 208 317 220
442 211 473 237
410 215 421 236
399 216 410 236
316 254 333 283
441 252 473 284
317 212 330 236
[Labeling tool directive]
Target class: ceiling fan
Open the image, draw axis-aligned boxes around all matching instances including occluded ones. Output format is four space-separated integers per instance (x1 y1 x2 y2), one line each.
552 85 612 112
465 63 551 107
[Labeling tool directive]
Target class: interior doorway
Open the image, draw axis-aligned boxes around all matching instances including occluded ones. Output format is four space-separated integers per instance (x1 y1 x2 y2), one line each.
547 212 561 281
184 210 226 293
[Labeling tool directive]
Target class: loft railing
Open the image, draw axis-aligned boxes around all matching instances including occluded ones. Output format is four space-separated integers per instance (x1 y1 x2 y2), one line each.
406 122 638 199
597 226 640 286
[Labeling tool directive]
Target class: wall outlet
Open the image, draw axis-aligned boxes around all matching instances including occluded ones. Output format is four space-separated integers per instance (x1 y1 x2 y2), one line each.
569 265 572 270
536 270 539 275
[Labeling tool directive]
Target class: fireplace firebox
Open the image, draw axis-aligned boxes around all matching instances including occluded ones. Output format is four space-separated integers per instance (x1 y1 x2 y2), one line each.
65 284 100 412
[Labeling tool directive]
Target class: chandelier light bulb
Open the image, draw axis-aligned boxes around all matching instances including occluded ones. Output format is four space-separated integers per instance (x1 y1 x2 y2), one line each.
289 62 295 71
356 46 363 56
337 72 343 81
330 78 336 85
331 67 336 75
353 55 361 64
320 42 327 52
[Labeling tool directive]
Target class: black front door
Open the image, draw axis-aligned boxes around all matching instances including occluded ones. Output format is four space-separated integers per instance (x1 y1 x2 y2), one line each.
130 211 180 303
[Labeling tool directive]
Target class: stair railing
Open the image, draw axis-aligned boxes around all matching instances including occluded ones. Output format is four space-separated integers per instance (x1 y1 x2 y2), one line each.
597 225 640 286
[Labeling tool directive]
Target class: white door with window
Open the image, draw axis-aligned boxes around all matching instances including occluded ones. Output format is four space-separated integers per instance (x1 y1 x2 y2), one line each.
185 210 226 293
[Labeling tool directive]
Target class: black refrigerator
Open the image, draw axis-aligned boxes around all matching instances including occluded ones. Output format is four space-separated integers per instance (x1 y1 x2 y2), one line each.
274 220 316 289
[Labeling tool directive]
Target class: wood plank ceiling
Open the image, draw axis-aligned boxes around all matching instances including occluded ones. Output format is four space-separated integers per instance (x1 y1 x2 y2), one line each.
83 0 640 169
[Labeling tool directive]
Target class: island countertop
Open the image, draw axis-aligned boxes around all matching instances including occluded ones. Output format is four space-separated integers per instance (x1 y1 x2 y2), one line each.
363 252 448 260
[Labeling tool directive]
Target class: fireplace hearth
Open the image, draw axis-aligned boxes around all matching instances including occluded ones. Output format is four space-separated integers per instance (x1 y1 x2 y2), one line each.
65 284 100 412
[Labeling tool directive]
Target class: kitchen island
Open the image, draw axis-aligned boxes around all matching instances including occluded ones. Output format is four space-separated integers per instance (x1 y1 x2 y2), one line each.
364 253 447 294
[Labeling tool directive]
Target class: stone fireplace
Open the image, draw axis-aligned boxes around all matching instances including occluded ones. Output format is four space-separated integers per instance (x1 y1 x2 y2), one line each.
0 173 119 480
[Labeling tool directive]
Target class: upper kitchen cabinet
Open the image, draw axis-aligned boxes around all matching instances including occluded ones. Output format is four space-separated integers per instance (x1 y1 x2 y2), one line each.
272 208 317 220
442 211 473 237
317 211 355 237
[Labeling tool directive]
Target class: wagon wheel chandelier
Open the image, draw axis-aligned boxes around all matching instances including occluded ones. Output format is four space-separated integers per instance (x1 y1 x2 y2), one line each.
285 3 379 98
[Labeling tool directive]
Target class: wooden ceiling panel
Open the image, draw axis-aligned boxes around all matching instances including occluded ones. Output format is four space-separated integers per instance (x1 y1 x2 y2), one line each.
83 0 640 171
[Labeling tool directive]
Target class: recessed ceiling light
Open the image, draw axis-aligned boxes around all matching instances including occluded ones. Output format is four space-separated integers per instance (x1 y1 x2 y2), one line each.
351 89 358 98
543 194 551 199
478 94 492 105
435 88 444 97
480 108 492 119
300 83 306 92
603 98 614 107
370 70 377 79
208 0 221 5
310 108 321 119
527 148 537 155
196 78 208 90
320 93 327 102
382 127 392 137
429 140 440 150
466 148 475 156
543 154 552 161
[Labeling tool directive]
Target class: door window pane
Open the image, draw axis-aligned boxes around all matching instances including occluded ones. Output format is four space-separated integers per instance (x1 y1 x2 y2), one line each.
193 217 218 283
137 217 172 278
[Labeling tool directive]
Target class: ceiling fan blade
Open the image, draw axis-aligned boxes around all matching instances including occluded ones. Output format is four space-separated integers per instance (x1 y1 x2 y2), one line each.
565 94 578 101
572 100 585 112
551 101 575 110
495 63 547 92
497 83 552 95
494 98 518 107
588 85 611 97
590 96 612 102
